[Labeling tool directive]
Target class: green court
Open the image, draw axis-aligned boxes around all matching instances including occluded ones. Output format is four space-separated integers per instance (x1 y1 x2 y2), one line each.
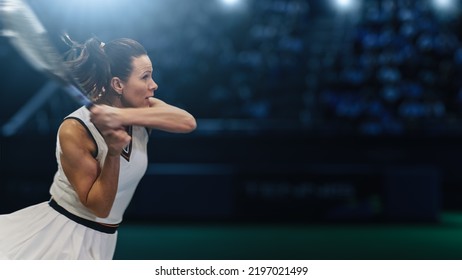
114 212 462 260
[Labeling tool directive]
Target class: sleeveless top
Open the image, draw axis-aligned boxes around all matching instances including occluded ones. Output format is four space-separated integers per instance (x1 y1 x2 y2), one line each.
49 106 149 224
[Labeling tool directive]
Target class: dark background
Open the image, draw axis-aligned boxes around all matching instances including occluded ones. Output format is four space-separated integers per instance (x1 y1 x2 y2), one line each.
2 0 462 226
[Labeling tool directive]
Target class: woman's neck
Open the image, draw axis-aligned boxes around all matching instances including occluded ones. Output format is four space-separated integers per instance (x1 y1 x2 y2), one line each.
96 94 123 108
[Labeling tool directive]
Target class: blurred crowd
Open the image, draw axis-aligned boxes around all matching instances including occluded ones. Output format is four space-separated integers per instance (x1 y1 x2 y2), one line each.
319 0 462 135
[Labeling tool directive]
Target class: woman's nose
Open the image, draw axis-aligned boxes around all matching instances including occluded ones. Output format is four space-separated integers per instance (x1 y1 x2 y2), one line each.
151 80 158 91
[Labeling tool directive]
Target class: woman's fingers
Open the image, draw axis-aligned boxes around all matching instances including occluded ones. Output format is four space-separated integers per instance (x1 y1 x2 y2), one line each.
102 128 131 156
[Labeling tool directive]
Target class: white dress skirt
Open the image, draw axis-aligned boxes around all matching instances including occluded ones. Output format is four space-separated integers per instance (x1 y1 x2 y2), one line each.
0 202 117 260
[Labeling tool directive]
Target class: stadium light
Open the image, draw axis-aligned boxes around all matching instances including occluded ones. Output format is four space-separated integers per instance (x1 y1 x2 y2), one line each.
331 0 360 12
218 0 247 12
431 0 459 16
221 0 240 6
433 0 455 9
337 0 352 9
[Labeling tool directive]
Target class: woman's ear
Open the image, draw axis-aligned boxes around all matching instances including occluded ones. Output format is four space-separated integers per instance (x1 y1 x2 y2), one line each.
110 77 124 94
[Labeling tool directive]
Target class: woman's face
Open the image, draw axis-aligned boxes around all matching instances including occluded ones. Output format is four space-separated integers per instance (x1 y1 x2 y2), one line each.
121 55 158 108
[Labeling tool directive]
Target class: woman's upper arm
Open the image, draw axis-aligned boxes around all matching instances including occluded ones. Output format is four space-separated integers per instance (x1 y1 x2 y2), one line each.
58 119 100 205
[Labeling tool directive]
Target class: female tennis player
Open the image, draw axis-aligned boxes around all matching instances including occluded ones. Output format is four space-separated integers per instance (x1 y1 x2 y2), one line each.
0 36 196 259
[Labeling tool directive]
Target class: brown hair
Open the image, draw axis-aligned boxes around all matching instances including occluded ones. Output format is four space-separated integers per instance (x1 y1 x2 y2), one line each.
63 35 147 102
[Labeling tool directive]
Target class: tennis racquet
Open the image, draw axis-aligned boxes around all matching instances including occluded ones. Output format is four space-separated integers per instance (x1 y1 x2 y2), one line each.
0 0 93 108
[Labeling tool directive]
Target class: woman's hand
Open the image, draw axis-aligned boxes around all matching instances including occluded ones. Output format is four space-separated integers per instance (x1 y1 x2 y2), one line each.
89 105 123 131
101 128 131 157
89 105 131 156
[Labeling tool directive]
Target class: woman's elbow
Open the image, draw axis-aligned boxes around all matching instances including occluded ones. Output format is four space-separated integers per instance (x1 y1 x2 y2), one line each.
92 208 111 219
84 201 112 218
163 115 197 133
182 115 197 133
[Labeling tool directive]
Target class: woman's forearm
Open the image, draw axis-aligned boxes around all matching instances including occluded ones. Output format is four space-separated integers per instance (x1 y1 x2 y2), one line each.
84 154 121 218
118 106 196 133
90 99 197 133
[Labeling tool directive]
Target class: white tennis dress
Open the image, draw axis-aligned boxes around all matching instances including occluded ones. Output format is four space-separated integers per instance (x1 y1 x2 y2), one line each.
0 106 149 259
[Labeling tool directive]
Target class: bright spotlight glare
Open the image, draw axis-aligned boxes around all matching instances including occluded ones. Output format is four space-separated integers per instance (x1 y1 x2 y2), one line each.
219 0 247 11
337 0 352 8
434 0 454 8
222 0 240 6
432 0 459 13
331 0 359 12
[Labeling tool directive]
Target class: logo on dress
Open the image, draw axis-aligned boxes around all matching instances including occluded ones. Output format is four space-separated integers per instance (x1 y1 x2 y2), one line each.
121 126 132 161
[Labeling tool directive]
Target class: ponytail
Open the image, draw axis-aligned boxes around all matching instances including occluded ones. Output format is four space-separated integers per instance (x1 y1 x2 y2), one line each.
63 34 111 102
